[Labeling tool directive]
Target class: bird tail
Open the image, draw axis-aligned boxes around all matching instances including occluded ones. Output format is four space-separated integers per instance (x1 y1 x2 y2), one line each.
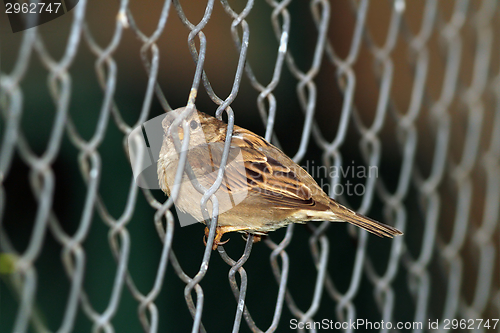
328 199 403 238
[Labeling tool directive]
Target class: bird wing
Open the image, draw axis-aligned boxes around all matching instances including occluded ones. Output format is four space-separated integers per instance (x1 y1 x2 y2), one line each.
182 135 327 211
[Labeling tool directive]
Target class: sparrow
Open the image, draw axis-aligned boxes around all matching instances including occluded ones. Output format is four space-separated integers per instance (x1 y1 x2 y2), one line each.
157 107 403 250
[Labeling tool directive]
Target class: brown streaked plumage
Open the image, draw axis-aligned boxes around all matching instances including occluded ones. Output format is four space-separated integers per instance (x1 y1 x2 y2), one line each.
158 107 403 249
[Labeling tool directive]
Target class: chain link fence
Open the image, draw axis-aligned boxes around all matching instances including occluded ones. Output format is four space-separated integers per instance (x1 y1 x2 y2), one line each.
1 0 499 332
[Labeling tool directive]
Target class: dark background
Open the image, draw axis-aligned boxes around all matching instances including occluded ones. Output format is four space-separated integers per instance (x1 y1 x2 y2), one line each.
1 1 498 332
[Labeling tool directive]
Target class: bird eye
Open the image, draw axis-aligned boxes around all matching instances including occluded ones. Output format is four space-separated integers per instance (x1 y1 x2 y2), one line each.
190 120 198 130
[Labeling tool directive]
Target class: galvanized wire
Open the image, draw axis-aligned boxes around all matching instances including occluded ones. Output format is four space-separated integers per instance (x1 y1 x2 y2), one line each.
0 1 499 333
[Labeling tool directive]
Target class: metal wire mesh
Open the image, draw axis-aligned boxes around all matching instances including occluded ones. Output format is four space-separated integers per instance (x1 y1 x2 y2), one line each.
1 0 499 332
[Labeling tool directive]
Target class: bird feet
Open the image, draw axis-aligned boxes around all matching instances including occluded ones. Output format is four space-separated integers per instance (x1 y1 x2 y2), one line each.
203 226 263 250
242 233 265 244
203 226 230 250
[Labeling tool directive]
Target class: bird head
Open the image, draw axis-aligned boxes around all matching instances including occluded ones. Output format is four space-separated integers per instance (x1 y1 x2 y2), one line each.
161 107 227 152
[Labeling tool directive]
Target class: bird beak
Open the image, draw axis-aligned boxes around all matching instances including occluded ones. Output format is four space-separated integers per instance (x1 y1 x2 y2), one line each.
165 111 177 126
164 111 185 141
164 111 177 137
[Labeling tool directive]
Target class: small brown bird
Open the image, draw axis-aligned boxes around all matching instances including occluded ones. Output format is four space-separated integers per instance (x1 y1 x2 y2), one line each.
158 107 403 249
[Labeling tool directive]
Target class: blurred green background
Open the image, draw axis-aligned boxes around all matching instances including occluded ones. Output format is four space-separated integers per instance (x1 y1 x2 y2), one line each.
2 1 496 332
